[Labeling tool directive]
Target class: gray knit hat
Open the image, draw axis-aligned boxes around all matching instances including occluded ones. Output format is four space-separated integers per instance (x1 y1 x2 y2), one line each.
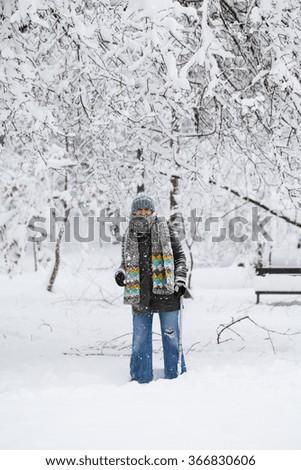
131 193 156 215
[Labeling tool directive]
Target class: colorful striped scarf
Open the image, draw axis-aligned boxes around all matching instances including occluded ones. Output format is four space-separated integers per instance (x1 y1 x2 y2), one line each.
123 214 175 305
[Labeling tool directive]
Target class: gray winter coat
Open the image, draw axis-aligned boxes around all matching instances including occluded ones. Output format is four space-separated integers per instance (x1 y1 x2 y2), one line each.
115 220 187 314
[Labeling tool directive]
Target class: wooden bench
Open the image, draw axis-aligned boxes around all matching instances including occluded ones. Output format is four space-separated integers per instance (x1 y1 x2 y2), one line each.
255 267 301 304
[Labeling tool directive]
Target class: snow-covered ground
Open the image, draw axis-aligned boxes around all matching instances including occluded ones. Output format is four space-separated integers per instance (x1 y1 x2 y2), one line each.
1 245 301 450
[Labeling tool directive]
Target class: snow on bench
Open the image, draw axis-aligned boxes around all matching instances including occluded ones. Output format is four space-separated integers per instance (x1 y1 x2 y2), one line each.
254 267 301 304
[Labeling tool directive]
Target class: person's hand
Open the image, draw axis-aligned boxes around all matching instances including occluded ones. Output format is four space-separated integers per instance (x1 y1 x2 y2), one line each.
115 270 125 287
174 281 186 297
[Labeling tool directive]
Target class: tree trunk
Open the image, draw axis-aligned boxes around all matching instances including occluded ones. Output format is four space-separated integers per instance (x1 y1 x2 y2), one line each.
33 237 38 272
47 172 70 292
137 147 145 194
186 240 194 290
255 242 264 269
47 226 64 292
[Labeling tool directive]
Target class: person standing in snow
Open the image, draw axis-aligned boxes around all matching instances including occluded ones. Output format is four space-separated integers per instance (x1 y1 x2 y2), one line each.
114 193 187 384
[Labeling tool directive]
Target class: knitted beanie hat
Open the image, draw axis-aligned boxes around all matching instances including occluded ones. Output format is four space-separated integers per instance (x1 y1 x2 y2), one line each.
131 193 156 215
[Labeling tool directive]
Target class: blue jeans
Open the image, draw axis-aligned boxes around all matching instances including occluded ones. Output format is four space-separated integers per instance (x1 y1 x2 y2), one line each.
130 310 187 383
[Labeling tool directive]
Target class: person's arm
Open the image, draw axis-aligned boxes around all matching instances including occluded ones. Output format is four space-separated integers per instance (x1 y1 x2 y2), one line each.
167 221 187 291
115 232 126 286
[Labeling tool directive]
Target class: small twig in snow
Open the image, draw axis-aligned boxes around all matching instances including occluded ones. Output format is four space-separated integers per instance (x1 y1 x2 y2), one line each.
39 322 53 332
217 315 301 353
